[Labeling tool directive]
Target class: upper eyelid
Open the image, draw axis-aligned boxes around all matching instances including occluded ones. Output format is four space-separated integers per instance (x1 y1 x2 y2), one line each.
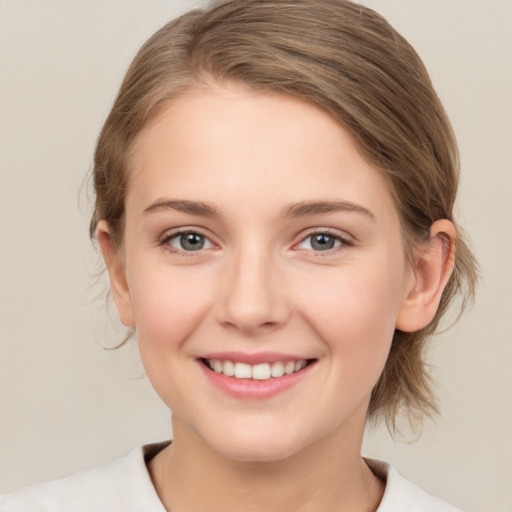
295 227 353 243
159 226 214 243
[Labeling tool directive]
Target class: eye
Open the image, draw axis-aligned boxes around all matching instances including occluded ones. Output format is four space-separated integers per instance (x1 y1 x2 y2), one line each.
165 231 214 252
296 232 347 252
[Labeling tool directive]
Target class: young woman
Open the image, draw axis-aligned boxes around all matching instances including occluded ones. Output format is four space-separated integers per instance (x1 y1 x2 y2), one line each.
0 0 477 510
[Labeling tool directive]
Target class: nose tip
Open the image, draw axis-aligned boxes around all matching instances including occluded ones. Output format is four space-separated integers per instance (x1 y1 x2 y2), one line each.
216 257 290 335
221 304 285 335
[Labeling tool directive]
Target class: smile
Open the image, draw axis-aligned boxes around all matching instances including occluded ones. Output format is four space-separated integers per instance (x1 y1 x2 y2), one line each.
203 359 310 380
198 354 317 399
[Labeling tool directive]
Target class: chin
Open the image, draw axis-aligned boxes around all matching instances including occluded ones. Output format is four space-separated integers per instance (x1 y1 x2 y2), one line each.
202 423 312 463
216 440 300 463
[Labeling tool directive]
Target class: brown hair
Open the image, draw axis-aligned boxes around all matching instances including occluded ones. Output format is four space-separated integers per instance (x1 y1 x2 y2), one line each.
91 0 478 430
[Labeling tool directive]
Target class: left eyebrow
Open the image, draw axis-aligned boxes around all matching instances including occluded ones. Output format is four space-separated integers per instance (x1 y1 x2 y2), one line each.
281 200 375 220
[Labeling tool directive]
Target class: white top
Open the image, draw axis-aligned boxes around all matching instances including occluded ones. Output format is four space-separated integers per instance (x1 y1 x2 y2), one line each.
0 442 461 511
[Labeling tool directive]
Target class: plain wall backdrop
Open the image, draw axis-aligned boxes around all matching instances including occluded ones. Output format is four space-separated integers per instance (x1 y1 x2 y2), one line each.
1 1 511 511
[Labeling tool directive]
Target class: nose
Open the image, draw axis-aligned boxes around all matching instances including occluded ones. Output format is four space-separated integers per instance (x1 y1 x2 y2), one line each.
216 245 291 335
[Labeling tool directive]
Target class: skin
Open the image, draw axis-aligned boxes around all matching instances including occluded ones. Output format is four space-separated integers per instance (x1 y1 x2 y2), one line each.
98 82 455 511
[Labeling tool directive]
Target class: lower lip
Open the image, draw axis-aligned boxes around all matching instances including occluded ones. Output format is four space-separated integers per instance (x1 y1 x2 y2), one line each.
198 361 315 399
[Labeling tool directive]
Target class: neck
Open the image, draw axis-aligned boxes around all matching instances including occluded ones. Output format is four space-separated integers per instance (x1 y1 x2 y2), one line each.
149 415 384 512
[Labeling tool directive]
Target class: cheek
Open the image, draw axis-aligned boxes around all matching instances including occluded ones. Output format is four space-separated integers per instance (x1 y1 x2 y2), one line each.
125 262 218 408
126 262 214 355
294 263 404 377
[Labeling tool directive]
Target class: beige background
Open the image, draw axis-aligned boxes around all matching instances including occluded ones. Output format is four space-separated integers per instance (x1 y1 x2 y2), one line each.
1 1 511 510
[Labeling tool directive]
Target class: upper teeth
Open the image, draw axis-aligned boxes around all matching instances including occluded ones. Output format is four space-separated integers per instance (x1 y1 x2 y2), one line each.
206 359 308 380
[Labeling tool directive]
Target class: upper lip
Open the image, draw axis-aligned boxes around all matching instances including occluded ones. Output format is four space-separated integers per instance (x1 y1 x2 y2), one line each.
198 351 313 365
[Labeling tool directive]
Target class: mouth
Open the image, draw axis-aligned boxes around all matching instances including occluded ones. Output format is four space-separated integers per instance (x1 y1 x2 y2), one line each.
199 357 316 381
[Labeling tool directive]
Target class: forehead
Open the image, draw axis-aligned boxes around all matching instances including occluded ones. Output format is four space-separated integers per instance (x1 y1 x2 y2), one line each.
127 83 398 225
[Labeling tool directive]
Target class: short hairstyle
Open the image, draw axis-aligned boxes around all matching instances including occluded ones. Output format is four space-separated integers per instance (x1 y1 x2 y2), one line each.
90 0 478 431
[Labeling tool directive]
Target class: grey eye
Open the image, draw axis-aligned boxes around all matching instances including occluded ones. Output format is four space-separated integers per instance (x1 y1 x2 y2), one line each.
297 233 342 251
170 232 212 251
310 234 336 250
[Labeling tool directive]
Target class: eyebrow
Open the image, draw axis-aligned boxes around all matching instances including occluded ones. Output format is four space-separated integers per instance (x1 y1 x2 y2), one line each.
143 199 221 217
281 200 375 220
142 198 375 221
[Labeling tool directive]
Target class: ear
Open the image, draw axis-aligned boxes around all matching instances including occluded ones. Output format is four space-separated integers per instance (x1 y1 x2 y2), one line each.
395 219 456 332
96 220 135 327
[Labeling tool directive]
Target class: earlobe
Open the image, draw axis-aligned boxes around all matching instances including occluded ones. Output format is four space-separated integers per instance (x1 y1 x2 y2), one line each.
96 221 135 327
395 220 456 333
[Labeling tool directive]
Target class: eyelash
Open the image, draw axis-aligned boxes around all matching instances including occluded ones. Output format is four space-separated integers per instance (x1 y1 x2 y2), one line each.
294 229 353 256
158 228 353 256
158 228 215 257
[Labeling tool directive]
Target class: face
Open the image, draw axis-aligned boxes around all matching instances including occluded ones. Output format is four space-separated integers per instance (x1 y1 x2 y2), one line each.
109 83 417 462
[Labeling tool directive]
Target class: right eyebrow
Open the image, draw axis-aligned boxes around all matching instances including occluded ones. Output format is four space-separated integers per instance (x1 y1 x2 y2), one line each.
142 199 221 218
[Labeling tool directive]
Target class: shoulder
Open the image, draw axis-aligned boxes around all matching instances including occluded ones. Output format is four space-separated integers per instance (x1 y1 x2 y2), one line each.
367 459 463 512
0 443 169 512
